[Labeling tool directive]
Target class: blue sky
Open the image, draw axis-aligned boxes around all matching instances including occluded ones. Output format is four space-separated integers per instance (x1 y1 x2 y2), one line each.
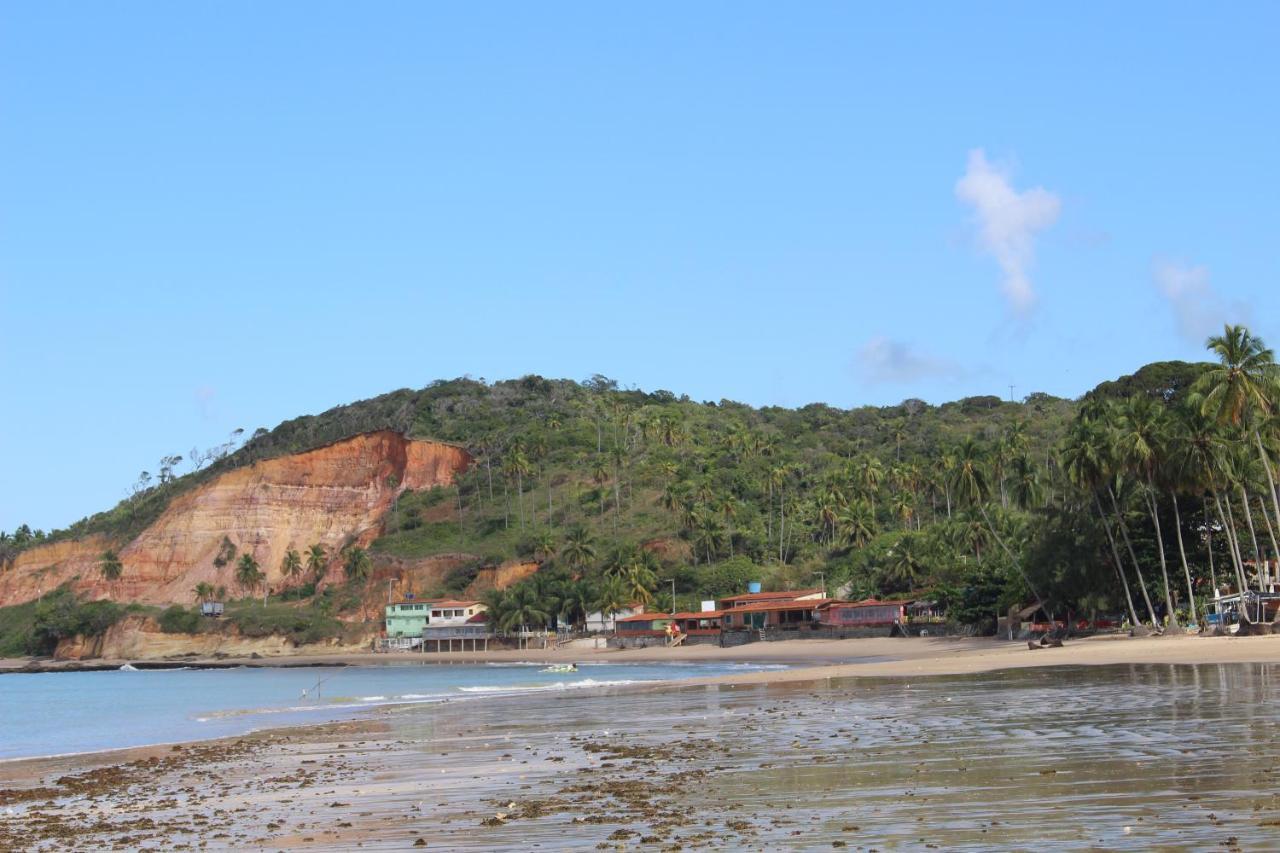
2 2 1278 531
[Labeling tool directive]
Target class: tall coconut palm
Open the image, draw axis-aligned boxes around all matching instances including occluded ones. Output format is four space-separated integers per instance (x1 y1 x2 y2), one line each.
1062 423 1140 627
950 437 1047 614
1196 324 1280 550
1113 395 1180 627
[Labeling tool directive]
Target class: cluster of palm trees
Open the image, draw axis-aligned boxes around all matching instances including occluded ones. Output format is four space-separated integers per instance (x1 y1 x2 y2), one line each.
1063 325 1280 628
481 527 662 634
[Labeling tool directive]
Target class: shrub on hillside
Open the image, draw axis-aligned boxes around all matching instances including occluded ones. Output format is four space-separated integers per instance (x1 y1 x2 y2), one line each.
158 604 201 634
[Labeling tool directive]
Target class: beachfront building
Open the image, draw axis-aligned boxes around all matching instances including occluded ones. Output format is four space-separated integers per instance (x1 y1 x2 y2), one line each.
614 612 674 636
720 599 824 631
719 587 827 611
421 600 492 652
671 610 724 636
819 598 910 628
384 599 439 648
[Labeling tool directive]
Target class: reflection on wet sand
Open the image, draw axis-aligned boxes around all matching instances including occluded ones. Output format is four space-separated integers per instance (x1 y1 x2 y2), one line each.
3 663 1278 850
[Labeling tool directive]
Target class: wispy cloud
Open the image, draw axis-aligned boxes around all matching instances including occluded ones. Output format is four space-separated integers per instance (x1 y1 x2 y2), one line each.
856 337 961 385
955 149 1061 315
1153 259 1247 345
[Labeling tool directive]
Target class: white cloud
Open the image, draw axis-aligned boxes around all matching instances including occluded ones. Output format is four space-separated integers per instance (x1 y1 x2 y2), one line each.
856 337 961 384
1153 260 1246 345
955 149 1061 315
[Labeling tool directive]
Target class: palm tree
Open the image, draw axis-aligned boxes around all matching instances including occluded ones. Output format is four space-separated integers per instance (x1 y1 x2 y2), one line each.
841 500 876 549
280 549 302 586
561 525 597 570
1197 324 1280 546
305 543 328 583
505 441 532 531
882 535 924 591
559 580 594 631
501 584 552 635
235 553 263 602
343 547 371 582
99 550 124 598
593 575 632 633
690 507 725 564
1115 395 1179 628
1007 455 1043 510
591 456 610 517
950 436 1047 615
531 531 557 563
192 581 214 604
1062 422 1140 627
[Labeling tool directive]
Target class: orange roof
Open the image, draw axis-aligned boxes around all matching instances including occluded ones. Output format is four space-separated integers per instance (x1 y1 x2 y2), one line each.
837 598 913 607
727 600 826 614
430 600 482 608
672 610 725 619
616 612 672 623
720 588 825 604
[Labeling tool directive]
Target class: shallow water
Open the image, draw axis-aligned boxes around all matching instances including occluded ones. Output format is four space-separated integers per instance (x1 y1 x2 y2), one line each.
358 663 1280 850
0 660 783 759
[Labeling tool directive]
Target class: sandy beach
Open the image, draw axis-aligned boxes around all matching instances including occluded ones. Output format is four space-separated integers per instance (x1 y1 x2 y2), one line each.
3 634 1280 850
6 630 1280 676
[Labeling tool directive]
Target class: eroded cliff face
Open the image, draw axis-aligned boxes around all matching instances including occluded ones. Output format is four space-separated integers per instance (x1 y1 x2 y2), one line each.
0 432 469 607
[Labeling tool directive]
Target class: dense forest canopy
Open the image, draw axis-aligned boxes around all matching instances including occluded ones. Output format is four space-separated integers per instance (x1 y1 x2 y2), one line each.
6 328 1278 638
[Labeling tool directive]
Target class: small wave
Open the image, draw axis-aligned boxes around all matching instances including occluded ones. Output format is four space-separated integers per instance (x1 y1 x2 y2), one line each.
357 695 387 702
118 664 139 672
457 679 639 695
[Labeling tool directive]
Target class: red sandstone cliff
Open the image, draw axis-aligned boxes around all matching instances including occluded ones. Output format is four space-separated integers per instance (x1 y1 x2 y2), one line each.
0 431 469 607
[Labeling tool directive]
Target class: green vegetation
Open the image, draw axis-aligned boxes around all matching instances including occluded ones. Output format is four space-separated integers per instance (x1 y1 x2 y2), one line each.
222 600 348 645
0 587 138 656
7 326 1280 640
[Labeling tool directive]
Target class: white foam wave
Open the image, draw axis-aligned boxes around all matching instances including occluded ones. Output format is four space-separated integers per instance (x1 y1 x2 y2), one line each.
457 678 639 695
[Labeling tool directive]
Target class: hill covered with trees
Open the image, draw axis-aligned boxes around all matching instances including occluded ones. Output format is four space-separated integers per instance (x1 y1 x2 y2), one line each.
7 326 1278 640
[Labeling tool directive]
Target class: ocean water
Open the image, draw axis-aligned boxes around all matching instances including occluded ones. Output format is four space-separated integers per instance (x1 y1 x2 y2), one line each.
0 660 782 760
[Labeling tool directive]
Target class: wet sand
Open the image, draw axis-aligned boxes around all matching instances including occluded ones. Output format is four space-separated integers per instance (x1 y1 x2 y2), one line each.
4 658 1280 850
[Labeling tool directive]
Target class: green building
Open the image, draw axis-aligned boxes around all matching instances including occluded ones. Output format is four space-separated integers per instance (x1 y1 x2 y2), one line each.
385 600 435 639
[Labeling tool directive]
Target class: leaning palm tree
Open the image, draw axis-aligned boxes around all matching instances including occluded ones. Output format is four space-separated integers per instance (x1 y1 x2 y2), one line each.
1114 395 1179 628
1062 423 1140 628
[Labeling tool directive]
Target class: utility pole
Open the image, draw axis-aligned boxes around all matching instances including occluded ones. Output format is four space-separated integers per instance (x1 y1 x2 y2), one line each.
1008 384 1017 403
815 571 826 598
670 578 677 615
